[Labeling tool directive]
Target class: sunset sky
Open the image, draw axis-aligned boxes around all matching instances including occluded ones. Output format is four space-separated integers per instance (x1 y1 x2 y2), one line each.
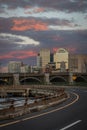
0 0 87 71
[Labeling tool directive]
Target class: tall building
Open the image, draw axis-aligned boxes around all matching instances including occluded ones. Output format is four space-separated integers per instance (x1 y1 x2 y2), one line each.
37 53 42 68
69 54 87 73
38 49 50 68
8 61 23 73
54 48 69 71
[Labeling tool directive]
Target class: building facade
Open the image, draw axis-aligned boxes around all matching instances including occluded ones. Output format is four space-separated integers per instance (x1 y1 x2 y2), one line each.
8 49 87 74
37 53 42 68
21 65 31 73
69 54 87 73
37 49 50 71
8 61 23 73
54 48 69 72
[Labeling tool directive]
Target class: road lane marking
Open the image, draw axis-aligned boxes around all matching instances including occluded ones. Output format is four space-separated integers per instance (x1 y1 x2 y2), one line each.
0 92 79 128
60 120 82 130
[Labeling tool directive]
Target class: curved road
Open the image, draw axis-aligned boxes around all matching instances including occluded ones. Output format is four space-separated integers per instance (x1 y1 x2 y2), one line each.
0 87 87 130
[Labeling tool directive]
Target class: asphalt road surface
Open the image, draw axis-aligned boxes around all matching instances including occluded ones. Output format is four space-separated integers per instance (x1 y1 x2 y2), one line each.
0 87 87 130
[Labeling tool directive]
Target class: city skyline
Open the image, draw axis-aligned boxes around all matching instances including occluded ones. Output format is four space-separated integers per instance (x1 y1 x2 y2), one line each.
1 47 87 73
0 0 87 71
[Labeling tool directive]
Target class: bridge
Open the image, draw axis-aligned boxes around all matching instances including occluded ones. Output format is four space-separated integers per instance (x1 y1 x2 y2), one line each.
0 72 87 85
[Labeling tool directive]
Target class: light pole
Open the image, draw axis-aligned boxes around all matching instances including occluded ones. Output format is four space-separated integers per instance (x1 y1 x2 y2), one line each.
69 55 73 85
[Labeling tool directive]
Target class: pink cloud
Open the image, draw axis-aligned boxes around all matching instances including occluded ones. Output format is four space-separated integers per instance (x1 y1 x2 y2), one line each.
11 19 48 31
53 47 59 52
0 54 13 59
0 50 37 60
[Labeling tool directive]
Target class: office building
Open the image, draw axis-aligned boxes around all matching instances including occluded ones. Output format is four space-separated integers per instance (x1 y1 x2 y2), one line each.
8 61 23 73
54 48 69 72
37 49 50 69
69 54 87 73
21 65 30 73
37 53 42 68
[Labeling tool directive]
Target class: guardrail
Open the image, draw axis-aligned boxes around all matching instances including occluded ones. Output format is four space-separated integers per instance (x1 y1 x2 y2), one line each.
0 87 68 120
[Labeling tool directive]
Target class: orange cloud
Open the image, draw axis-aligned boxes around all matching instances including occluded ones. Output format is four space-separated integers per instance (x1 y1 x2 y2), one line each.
11 19 48 31
0 50 37 60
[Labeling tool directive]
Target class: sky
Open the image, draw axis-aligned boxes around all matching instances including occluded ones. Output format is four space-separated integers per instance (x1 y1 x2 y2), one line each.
0 0 87 71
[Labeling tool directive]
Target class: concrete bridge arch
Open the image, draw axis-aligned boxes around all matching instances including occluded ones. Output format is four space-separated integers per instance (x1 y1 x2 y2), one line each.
74 76 87 82
50 76 67 84
0 79 9 85
20 77 42 85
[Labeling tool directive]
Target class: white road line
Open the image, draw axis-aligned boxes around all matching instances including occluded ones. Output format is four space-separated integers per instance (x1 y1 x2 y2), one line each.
60 120 82 130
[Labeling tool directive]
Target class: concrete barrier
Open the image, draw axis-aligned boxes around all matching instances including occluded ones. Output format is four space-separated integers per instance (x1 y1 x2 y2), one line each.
0 86 68 120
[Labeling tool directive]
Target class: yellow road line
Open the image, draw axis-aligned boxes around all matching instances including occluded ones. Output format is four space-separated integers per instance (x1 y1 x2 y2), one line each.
0 92 79 128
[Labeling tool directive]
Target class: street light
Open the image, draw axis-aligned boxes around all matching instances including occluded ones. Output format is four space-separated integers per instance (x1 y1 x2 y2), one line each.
69 64 74 85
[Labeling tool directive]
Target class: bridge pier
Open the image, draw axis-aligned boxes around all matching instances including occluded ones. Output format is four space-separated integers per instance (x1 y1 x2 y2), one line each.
13 74 20 86
69 72 73 85
44 73 50 84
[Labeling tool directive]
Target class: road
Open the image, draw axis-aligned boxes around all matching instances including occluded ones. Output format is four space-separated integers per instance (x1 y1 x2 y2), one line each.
0 87 87 130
